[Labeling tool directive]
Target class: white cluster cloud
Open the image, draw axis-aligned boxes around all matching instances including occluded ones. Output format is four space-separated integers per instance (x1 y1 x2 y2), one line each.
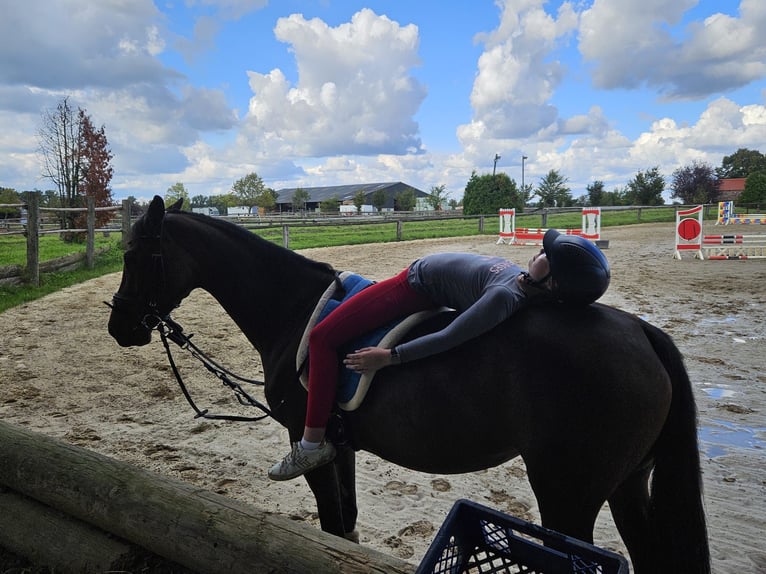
241 9 426 158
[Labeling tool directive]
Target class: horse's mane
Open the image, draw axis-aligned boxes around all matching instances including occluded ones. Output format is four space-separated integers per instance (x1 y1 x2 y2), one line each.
167 209 337 276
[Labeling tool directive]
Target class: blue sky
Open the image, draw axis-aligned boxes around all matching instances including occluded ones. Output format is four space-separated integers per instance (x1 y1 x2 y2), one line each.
1 0 765 204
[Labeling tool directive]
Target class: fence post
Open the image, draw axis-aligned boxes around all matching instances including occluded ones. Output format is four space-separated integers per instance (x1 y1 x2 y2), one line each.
541 209 548 228
86 196 95 269
25 192 40 287
479 215 485 233
121 199 131 249
396 220 403 241
282 224 290 249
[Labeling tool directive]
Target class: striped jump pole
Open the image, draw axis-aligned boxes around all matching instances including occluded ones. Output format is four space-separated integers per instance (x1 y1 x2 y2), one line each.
716 201 766 225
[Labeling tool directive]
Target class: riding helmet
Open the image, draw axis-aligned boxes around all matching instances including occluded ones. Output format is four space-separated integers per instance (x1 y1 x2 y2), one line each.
542 228 610 305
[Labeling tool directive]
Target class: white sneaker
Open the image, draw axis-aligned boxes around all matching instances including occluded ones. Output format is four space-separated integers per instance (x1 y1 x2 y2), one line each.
268 441 336 481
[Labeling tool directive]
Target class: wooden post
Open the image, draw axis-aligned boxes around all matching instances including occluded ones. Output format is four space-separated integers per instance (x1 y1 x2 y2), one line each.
86 196 95 269
25 191 40 286
479 215 485 233
0 421 413 574
541 208 548 228
282 224 290 248
396 220 403 241
121 199 131 249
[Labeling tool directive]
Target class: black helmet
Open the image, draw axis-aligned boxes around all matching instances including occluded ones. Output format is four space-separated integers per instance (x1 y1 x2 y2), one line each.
543 229 610 305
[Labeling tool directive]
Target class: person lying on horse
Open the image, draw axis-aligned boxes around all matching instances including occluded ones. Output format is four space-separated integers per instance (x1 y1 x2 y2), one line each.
268 228 611 481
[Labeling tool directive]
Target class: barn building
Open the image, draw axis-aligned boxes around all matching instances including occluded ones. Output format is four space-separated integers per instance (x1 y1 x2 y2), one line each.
274 182 428 213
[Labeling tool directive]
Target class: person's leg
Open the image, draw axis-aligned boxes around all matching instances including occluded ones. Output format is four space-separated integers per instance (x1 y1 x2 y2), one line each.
269 269 432 480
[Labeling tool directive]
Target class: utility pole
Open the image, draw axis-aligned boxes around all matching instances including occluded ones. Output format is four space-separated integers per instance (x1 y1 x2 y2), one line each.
493 154 501 176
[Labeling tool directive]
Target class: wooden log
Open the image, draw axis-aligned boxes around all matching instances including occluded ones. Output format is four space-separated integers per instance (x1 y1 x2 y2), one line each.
0 487 185 573
0 421 414 574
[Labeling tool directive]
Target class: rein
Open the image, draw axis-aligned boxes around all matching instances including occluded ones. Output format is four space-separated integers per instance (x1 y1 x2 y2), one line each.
152 313 275 422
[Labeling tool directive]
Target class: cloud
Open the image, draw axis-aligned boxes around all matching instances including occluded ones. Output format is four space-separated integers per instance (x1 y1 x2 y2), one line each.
579 0 766 99
240 9 427 157
457 1 580 155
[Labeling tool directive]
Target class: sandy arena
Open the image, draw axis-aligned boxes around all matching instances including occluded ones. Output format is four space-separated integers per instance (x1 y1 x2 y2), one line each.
1 222 765 572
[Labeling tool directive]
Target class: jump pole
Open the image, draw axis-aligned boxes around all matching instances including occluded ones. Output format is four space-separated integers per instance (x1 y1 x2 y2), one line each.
0 420 412 574
674 204 766 260
496 207 602 246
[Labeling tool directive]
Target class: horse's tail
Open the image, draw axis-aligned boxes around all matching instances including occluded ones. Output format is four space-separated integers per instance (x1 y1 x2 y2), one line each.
643 322 710 574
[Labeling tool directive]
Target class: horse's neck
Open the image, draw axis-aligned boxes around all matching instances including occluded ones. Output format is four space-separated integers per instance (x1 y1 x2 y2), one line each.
170 216 331 355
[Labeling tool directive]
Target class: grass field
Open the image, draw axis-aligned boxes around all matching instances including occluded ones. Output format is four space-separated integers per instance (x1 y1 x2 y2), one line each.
0 207 677 313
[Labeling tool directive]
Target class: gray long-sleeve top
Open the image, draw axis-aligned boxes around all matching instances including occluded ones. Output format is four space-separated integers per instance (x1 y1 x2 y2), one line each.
395 253 528 363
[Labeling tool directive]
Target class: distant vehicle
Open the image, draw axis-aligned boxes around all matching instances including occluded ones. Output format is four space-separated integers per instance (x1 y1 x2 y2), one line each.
192 207 220 216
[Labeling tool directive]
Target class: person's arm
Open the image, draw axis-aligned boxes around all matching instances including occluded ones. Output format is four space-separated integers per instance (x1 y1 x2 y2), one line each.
345 287 522 371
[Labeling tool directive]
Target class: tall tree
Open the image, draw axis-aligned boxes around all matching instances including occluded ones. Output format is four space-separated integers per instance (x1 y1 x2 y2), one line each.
166 182 190 210
232 172 273 214
371 188 387 212
0 187 20 218
625 167 665 205
716 148 766 179
671 161 719 204
77 111 114 229
586 181 606 206
38 97 85 229
395 187 416 211
740 172 766 204
462 171 522 215
535 170 572 207
292 188 310 212
353 190 366 213
426 184 448 210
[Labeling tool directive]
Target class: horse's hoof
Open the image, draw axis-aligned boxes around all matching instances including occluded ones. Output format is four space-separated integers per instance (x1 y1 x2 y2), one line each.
344 529 360 543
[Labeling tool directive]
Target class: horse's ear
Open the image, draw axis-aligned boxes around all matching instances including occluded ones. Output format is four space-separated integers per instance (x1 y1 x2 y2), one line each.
169 198 184 212
146 195 166 233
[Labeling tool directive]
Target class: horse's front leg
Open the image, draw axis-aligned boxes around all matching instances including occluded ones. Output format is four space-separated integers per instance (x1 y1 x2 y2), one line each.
304 443 358 540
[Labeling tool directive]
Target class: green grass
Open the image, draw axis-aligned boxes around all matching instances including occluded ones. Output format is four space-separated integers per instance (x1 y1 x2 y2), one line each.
0 238 124 313
0 206 678 313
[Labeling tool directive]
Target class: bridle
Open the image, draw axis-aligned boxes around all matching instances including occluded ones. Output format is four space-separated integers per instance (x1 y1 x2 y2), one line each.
105 226 275 423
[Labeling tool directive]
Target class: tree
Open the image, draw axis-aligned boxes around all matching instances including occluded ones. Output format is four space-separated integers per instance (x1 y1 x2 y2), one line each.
38 97 86 229
671 161 720 204
166 183 189 210
38 97 114 235
353 190 366 213
371 189 387 212
716 148 766 179
191 195 209 208
77 111 114 229
740 172 766 204
625 167 665 205
534 170 572 208
426 184 448 210
395 187 416 211
232 172 273 214
462 171 522 215
320 195 340 213
586 181 606 206
292 188 310 212
0 187 20 218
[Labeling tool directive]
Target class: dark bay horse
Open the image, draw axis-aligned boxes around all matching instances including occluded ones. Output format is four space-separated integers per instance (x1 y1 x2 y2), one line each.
108 196 709 573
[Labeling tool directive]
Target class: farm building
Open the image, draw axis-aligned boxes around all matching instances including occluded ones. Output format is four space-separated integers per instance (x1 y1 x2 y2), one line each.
274 182 428 213
718 178 746 202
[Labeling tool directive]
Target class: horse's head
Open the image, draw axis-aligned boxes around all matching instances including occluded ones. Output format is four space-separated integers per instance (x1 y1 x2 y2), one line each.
108 195 185 347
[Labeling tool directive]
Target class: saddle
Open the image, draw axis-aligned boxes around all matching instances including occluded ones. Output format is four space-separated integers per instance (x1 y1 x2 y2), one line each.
296 272 444 411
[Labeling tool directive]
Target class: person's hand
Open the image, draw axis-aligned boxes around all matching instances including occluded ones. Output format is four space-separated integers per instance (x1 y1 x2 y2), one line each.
343 346 392 373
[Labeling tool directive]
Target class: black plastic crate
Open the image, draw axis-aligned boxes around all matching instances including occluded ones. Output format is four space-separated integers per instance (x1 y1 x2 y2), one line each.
417 500 629 574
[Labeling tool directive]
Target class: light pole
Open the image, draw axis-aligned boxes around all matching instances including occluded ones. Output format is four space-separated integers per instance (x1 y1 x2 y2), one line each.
493 154 501 176
521 155 528 193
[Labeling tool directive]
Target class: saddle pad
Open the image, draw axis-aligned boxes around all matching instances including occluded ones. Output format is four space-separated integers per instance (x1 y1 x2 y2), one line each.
296 272 442 411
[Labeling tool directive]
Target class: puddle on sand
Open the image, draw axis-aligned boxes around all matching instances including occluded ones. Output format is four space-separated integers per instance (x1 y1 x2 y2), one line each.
698 420 766 458
702 387 737 399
